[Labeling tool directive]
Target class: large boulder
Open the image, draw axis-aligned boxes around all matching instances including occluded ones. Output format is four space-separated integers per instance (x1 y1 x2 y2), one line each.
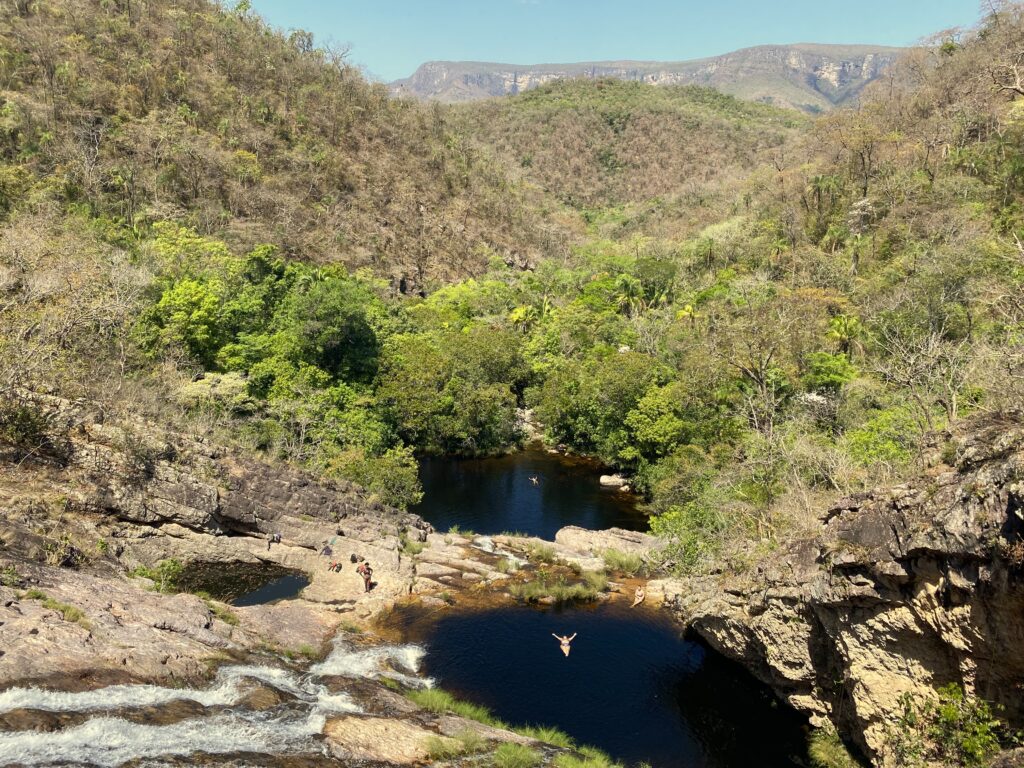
554 525 657 556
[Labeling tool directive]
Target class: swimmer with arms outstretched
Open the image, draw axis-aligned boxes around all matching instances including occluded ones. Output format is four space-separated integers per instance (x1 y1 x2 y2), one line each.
552 632 577 657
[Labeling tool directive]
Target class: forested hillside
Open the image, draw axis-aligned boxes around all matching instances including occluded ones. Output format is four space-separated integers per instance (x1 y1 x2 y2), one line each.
0 0 570 292
3 0 1024 585
452 80 806 238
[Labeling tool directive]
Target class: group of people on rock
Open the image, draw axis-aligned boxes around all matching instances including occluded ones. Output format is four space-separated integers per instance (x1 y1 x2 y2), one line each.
265 531 374 593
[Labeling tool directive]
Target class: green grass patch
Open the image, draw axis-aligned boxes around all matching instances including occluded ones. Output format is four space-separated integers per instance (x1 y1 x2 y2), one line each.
423 729 488 760
495 557 519 574
508 571 605 604
400 533 426 555
808 728 861 768
493 742 541 768
516 724 575 748
552 745 624 768
525 542 557 563
379 676 401 691
1 565 22 587
22 589 90 629
601 549 645 576
204 600 239 626
582 570 609 591
407 687 506 729
130 559 184 593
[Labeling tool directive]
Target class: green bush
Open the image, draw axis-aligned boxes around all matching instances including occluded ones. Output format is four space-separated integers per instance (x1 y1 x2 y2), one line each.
887 684 1008 767
131 559 184 593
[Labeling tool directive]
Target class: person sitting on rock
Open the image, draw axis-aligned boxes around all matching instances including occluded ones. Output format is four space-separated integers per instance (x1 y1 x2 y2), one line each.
552 632 577 657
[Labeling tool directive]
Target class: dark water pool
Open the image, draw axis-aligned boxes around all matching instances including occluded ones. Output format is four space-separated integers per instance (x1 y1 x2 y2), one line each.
231 574 310 606
411 448 648 539
176 561 310 605
389 601 807 768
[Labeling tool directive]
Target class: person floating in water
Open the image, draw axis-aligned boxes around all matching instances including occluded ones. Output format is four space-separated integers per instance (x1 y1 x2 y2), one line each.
529 476 540 485
552 632 576 657
631 585 646 608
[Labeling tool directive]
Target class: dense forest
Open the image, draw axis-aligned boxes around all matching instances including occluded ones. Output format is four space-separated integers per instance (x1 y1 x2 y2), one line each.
2 0 1024 583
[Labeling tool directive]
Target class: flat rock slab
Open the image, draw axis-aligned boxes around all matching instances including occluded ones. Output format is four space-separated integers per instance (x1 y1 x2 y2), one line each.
554 525 657 556
325 715 435 763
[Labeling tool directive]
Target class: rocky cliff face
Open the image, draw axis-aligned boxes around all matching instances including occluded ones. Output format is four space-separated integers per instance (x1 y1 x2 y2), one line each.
390 44 905 112
0 394 432 688
652 415 1024 762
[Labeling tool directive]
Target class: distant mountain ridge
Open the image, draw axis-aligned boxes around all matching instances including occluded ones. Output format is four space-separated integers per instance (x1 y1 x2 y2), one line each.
390 43 906 112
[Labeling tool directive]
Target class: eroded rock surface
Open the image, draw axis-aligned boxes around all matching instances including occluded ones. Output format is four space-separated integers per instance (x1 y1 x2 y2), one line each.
653 415 1024 762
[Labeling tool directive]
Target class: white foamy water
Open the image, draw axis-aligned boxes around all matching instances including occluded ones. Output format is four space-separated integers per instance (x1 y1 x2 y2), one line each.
310 641 432 688
0 639 427 766
0 710 326 767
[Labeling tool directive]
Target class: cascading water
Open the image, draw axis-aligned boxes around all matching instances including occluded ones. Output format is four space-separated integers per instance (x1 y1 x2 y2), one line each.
0 638 430 767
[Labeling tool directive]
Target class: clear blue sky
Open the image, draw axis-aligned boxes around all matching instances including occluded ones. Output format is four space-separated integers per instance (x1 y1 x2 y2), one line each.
249 0 981 82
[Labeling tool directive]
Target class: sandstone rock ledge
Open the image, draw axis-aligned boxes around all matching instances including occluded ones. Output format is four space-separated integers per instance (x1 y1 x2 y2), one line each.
652 415 1024 762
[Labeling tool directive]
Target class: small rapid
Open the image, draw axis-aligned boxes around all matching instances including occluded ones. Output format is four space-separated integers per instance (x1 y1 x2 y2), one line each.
0 638 429 767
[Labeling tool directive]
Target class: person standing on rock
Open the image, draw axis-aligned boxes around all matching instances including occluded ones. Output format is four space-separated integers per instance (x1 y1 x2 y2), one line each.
552 632 576 657
356 561 373 593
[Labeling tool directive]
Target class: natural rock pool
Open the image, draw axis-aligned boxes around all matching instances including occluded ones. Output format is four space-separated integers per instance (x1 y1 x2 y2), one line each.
384 601 808 768
175 562 310 605
412 447 648 539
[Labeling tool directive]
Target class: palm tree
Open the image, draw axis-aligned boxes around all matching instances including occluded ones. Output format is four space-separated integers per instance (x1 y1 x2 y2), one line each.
613 274 644 317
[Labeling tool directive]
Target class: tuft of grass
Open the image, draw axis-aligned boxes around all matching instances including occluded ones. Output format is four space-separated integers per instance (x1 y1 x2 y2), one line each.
1 565 21 587
516 724 575 748
204 600 239 626
553 746 624 768
601 549 644 576
493 742 542 768
526 542 557 563
400 533 426 556
808 728 862 768
406 688 506 729
423 734 464 760
582 570 609 592
22 590 91 629
447 524 476 537
424 730 488 760
454 729 487 753
495 557 519 574
509 571 602 604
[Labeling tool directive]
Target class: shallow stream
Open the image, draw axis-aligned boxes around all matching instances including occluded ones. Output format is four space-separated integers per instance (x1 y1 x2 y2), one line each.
0 640 427 767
